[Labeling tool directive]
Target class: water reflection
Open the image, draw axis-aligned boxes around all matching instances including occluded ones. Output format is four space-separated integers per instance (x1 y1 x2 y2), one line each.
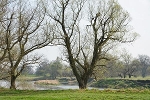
0 80 10 88
35 85 80 90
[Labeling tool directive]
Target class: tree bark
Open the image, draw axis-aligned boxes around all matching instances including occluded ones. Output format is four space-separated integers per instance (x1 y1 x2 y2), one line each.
10 74 16 89
78 80 87 89
76 71 90 89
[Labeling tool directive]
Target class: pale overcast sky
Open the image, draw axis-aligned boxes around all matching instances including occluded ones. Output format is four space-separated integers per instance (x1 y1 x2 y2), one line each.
36 0 150 61
118 0 150 57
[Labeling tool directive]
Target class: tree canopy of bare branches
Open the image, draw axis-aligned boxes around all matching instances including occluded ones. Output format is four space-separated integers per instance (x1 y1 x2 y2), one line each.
45 0 138 89
0 0 54 89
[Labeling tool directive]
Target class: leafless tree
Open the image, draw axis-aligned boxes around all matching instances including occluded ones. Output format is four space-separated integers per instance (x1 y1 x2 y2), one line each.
0 0 54 89
119 50 139 78
45 0 138 89
0 0 13 82
0 0 10 62
139 55 150 78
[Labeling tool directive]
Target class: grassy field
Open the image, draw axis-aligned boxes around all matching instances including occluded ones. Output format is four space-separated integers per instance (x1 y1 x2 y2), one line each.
0 88 150 100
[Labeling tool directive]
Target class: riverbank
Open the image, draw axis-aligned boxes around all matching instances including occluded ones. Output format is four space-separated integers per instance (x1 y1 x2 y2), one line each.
3 75 150 90
0 88 150 100
91 79 150 89
0 80 96 90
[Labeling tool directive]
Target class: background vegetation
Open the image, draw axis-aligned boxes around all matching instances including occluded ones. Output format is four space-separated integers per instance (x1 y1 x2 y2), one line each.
91 79 150 89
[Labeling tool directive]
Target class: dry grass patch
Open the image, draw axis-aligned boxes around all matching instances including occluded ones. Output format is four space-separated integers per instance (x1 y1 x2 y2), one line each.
34 80 59 85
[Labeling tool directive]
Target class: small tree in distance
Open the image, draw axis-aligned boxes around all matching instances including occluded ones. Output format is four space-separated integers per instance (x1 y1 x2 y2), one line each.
36 57 65 79
119 50 140 78
139 55 150 78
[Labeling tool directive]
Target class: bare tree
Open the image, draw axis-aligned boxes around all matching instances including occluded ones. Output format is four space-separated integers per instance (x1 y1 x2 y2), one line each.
119 50 139 78
45 0 138 89
130 58 141 77
0 0 54 89
0 0 10 62
0 0 14 81
138 55 150 78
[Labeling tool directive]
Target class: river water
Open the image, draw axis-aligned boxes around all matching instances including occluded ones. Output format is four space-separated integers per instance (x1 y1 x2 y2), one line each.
0 80 102 90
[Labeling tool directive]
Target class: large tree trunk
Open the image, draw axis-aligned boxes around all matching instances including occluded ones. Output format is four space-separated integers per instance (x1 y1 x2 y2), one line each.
10 70 17 89
10 74 16 89
76 73 89 89
64 34 87 89
78 80 87 89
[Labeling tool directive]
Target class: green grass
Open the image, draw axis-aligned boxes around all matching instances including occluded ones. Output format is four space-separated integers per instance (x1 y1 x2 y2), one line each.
0 89 150 100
